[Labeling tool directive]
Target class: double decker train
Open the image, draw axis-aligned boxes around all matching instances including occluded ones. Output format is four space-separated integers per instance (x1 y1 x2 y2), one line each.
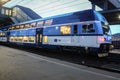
0 9 113 57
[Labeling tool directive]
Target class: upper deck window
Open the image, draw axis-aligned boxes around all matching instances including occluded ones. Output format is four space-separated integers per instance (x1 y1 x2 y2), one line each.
82 24 95 33
30 22 36 28
37 21 44 27
20 25 24 29
11 26 15 30
24 24 30 28
44 19 53 26
15 25 19 29
9 27 12 30
60 25 71 35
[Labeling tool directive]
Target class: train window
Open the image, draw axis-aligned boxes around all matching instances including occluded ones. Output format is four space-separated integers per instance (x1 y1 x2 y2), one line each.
74 25 78 34
14 36 18 41
82 24 95 33
36 34 38 43
23 36 28 42
0 32 4 36
29 36 35 42
37 21 44 27
60 25 71 34
11 26 15 30
30 22 36 28
10 37 14 42
44 36 48 43
0 33 2 36
24 24 30 28
44 19 53 26
2 33 5 36
40 34 42 42
20 25 24 29
18 37 23 42
15 26 19 29
101 22 110 35
9 27 12 30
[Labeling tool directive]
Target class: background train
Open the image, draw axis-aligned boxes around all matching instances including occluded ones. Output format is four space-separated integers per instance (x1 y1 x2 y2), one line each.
0 9 113 57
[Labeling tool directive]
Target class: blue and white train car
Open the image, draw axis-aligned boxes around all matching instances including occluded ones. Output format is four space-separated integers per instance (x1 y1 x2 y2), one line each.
2 9 113 57
0 30 8 42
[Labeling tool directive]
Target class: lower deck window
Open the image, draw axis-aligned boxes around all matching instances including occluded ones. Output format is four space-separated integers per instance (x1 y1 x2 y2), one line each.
23 36 28 42
44 36 48 43
18 37 23 42
14 37 18 41
9 37 14 42
29 36 35 42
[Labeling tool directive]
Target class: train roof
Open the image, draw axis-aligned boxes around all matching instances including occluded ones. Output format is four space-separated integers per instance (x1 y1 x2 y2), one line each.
11 9 107 26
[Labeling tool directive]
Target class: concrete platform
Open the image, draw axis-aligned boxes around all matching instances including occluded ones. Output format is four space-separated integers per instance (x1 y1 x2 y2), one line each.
0 45 120 80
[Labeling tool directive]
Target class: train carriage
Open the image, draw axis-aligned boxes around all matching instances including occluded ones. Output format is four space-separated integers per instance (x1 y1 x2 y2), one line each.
0 30 8 43
0 9 113 57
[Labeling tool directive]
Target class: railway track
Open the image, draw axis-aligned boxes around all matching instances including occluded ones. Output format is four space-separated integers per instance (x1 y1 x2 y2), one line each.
1 44 120 73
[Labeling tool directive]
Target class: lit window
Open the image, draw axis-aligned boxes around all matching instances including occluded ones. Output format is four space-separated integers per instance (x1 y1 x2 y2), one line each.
23 36 28 42
18 37 23 42
44 36 48 43
20 25 24 29
9 10 12 16
0 32 5 36
30 22 36 27
0 33 1 36
24 24 30 28
11 26 15 30
2 33 5 36
9 27 12 30
12 8 16 16
10 37 14 42
29 36 35 42
60 25 71 34
14 36 18 41
15 26 19 29
40 34 42 42
36 34 38 43
5 9 9 15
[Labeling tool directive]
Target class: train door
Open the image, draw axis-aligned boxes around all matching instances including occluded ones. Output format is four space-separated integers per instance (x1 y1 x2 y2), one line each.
72 25 79 46
36 28 43 46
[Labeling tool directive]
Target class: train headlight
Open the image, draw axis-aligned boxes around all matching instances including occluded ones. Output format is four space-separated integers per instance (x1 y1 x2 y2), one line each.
98 37 105 43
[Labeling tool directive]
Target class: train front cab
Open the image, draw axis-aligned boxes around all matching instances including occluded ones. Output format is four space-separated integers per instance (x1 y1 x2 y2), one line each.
96 22 113 57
